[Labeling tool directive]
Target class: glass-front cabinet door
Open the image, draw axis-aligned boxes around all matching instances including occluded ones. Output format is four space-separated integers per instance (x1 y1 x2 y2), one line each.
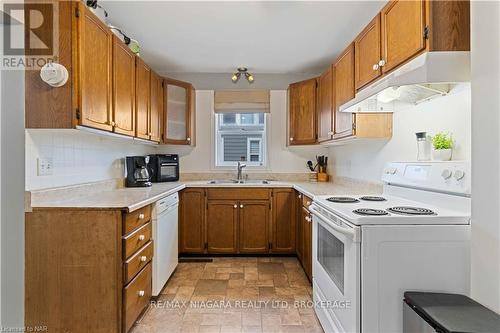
163 78 195 145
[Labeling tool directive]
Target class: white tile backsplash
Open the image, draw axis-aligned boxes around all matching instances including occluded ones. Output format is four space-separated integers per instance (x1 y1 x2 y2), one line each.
26 129 155 190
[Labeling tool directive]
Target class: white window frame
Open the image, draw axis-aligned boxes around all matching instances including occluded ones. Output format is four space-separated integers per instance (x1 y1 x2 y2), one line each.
214 113 268 168
247 137 263 163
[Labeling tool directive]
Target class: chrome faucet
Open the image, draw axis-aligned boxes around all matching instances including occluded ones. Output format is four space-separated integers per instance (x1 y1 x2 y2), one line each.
236 161 247 181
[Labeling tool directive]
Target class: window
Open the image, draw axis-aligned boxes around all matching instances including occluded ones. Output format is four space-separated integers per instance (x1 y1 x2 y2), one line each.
215 113 267 167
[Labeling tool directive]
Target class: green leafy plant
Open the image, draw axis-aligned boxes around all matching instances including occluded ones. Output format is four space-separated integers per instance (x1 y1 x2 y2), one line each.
432 132 454 150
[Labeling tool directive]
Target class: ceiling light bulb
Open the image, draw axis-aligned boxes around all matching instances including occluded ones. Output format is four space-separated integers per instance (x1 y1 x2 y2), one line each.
247 74 254 83
231 73 239 83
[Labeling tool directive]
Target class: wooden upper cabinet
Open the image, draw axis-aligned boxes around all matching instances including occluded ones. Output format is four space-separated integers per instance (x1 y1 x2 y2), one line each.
135 58 151 140
381 0 426 73
149 71 162 142
207 201 238 253
112 36 135 136
272 189 296 253
163 78 195 145
334 44 355 139
239 201 269 254
355 14 382 90
317 65 334 142
288 78 317 145
179 189 205 253
76 2 112 132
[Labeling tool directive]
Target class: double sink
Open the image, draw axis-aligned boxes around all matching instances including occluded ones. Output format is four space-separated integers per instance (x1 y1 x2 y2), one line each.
207 179 271 185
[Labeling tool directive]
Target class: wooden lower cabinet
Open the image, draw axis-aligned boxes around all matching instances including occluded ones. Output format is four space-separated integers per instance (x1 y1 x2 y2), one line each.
301 206 313 282
25 205 154 333
239 200 270 253
179 188 206 253
295 192 304 262
207 200 239 253
271 189 296 253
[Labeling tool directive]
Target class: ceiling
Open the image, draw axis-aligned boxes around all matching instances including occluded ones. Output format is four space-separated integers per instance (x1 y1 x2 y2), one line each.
102 1 385 75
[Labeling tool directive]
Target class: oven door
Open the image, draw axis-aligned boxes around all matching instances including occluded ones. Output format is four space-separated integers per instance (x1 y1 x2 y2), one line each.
159 162 179 181
310 204 361 333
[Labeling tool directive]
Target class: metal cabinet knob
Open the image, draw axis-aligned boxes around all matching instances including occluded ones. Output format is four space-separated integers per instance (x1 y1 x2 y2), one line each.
110 121 116 126
378 59 386 67
233 204 237 209
306 201 311 206
240 204 244 208
372 64 379 70
138 290 145 297
289 137 294 141
138 234 145 241
140 256 147 262
187 137 191 141
298 194 302 199
328 131 334 136
138 213 145 220
305 216 312 222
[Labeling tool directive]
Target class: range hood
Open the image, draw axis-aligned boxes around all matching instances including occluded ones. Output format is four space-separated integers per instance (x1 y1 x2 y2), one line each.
340 51 470 113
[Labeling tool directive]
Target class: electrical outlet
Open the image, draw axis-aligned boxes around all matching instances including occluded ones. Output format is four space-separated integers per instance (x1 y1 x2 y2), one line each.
37 158 53 176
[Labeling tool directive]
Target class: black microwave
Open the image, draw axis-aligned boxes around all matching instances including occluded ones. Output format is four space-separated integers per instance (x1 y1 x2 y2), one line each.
148 154 179 182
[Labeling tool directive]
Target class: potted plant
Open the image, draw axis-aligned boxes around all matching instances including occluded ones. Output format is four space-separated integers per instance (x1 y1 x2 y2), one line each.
432 132 454 161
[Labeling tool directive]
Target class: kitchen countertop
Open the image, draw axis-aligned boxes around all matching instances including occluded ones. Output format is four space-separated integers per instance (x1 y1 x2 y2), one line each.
27 178 382 212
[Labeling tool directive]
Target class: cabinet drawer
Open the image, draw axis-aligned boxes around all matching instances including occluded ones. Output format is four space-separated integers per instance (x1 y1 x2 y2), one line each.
302 194 313 209
124 241 153 284
123 223 152 259
207 188 270 200
123 263 152 333
123 205 151 235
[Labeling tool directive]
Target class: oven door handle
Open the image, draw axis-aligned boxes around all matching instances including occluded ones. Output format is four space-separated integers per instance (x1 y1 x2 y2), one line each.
310 205 358 241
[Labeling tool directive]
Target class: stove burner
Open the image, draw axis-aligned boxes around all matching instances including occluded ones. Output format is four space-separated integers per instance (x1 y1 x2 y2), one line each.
327 197 360 203
387 206 436 216
359 196 387 202
353 208 389 216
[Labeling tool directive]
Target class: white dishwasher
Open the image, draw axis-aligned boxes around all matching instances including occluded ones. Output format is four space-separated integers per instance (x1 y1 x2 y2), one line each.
152 192 179 296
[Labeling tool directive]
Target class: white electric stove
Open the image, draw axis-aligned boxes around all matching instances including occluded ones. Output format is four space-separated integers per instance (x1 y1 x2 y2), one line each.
310 161 471 333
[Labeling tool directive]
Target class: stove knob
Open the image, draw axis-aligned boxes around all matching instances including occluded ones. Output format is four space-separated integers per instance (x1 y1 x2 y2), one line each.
454 170 465 181
441 169 452 180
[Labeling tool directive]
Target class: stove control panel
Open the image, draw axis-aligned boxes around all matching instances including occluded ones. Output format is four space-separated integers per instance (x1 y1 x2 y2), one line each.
382 161 471 196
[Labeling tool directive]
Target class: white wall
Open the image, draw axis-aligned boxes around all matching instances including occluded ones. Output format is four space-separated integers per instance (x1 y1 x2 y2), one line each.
470 1 500 313
26 130 155 190
158 90 327 174
328 84 471 182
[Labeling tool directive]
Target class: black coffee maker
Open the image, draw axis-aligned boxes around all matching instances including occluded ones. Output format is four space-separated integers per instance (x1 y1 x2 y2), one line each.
125 156 152 187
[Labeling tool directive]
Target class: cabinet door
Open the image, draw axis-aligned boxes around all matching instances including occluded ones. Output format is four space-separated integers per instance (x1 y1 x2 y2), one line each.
149 71 162 142
163 78 193 145
302 207 313 282
355 14 382 90
295 192 304 262
334 44 355 139
179 189 205 253
239 201 269 254
135 57 151 140
207 201 238 253
272 189 296 253
77 3 112 132
111 36 135 136
317 66 334 143
288 78 317 145
381 0 426 73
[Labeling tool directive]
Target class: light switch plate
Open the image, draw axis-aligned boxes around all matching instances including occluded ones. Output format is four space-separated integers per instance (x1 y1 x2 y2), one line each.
37 157 53 176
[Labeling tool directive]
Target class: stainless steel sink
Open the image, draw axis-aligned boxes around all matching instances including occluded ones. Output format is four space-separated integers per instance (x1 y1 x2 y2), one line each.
207 179 271 185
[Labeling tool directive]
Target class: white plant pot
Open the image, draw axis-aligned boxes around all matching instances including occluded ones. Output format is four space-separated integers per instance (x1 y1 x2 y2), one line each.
432 148 452 161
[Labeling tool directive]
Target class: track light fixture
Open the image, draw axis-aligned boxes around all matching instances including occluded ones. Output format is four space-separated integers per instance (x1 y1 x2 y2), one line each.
231 67 254 84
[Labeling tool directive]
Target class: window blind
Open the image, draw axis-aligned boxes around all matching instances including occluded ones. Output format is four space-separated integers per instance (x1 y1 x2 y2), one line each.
214 90 270 113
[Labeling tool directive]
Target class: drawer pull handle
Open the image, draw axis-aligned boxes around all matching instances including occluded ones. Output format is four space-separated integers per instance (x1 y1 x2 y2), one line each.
138 234 145 241
138 290 145 297
138 213 145 220
140 256 147 262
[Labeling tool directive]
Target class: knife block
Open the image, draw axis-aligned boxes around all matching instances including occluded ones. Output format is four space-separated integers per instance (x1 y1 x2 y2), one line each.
318 172 329 182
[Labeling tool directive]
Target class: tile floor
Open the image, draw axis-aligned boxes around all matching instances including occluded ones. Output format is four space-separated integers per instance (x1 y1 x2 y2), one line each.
132 257 324 333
